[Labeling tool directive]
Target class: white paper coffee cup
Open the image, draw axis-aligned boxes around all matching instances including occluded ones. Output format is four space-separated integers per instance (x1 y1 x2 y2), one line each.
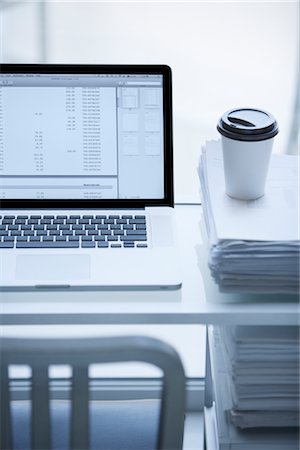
217 108 279 200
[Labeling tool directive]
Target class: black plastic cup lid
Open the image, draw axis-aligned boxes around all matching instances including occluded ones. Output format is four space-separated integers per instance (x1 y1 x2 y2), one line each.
217 108 279 142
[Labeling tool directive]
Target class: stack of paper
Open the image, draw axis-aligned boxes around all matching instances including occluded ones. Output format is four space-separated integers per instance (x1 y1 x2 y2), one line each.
209 325 300 449
198 140 300 294
215 326 299 428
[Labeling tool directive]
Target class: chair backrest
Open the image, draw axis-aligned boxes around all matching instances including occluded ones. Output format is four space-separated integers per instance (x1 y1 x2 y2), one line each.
0 335 186 450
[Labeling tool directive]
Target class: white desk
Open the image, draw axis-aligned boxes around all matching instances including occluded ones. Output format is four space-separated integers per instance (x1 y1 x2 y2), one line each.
1 205 298 326
1 205 298 450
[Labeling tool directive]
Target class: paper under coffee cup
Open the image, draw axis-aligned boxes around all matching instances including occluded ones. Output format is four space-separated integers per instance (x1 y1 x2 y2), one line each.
217 108 279 200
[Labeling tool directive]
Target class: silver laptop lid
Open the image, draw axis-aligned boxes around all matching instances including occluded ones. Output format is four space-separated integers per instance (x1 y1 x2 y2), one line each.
0 64 174 209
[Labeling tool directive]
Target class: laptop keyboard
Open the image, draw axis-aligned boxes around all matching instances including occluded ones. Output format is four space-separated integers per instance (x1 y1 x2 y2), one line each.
0 214 148 249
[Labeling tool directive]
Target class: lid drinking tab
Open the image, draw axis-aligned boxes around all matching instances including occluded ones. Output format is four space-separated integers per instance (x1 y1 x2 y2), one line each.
217 108 279 142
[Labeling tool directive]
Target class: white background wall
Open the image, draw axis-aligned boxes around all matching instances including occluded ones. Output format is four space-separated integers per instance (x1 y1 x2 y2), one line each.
1 0 298 200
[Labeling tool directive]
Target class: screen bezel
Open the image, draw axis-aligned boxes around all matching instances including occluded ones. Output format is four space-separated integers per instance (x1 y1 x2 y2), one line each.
0 64 174 209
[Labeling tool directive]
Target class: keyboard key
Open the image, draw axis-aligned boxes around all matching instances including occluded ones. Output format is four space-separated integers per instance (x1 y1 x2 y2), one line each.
123 243 135 248
62 230 73 236
137 244 148 248
46 224 57 230
0 241 14 248
56 236 67 241
97 242 109 248
94 235 105 241
24 230 34 236
113 230 124 236
49 230 60 236
37 230 48 236
110 244 122 248
122 215 132 219
135 215 146 219
127 230 147 235
60 224 71 230
4 236 14 241
120 235 147 241
81 241 96 248
107 235 118 241
29 236 41 241
16 241 79 248
8 225 19 231
11 231 22 236
111 224 121 230
69 235 80 241
129 219 146 224
82 236 93 241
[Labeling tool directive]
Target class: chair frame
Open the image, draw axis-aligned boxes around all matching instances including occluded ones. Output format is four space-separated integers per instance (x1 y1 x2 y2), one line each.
0 335 186 450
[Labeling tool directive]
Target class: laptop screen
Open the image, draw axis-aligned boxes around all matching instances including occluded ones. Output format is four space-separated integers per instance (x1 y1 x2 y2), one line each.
0 65 173 208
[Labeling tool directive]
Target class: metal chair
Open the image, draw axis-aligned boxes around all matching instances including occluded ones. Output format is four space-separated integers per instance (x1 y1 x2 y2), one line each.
0 335 186 450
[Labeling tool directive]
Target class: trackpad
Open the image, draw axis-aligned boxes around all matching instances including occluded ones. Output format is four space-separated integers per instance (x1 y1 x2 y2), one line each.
16 254 91 281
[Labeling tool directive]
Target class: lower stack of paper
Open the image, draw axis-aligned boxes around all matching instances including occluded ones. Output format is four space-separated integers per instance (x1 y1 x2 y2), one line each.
198 140 300 294
209 241 299 294
209 325 299 449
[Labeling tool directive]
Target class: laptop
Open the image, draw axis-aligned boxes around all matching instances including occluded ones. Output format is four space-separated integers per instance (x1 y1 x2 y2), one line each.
0 64 182 291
